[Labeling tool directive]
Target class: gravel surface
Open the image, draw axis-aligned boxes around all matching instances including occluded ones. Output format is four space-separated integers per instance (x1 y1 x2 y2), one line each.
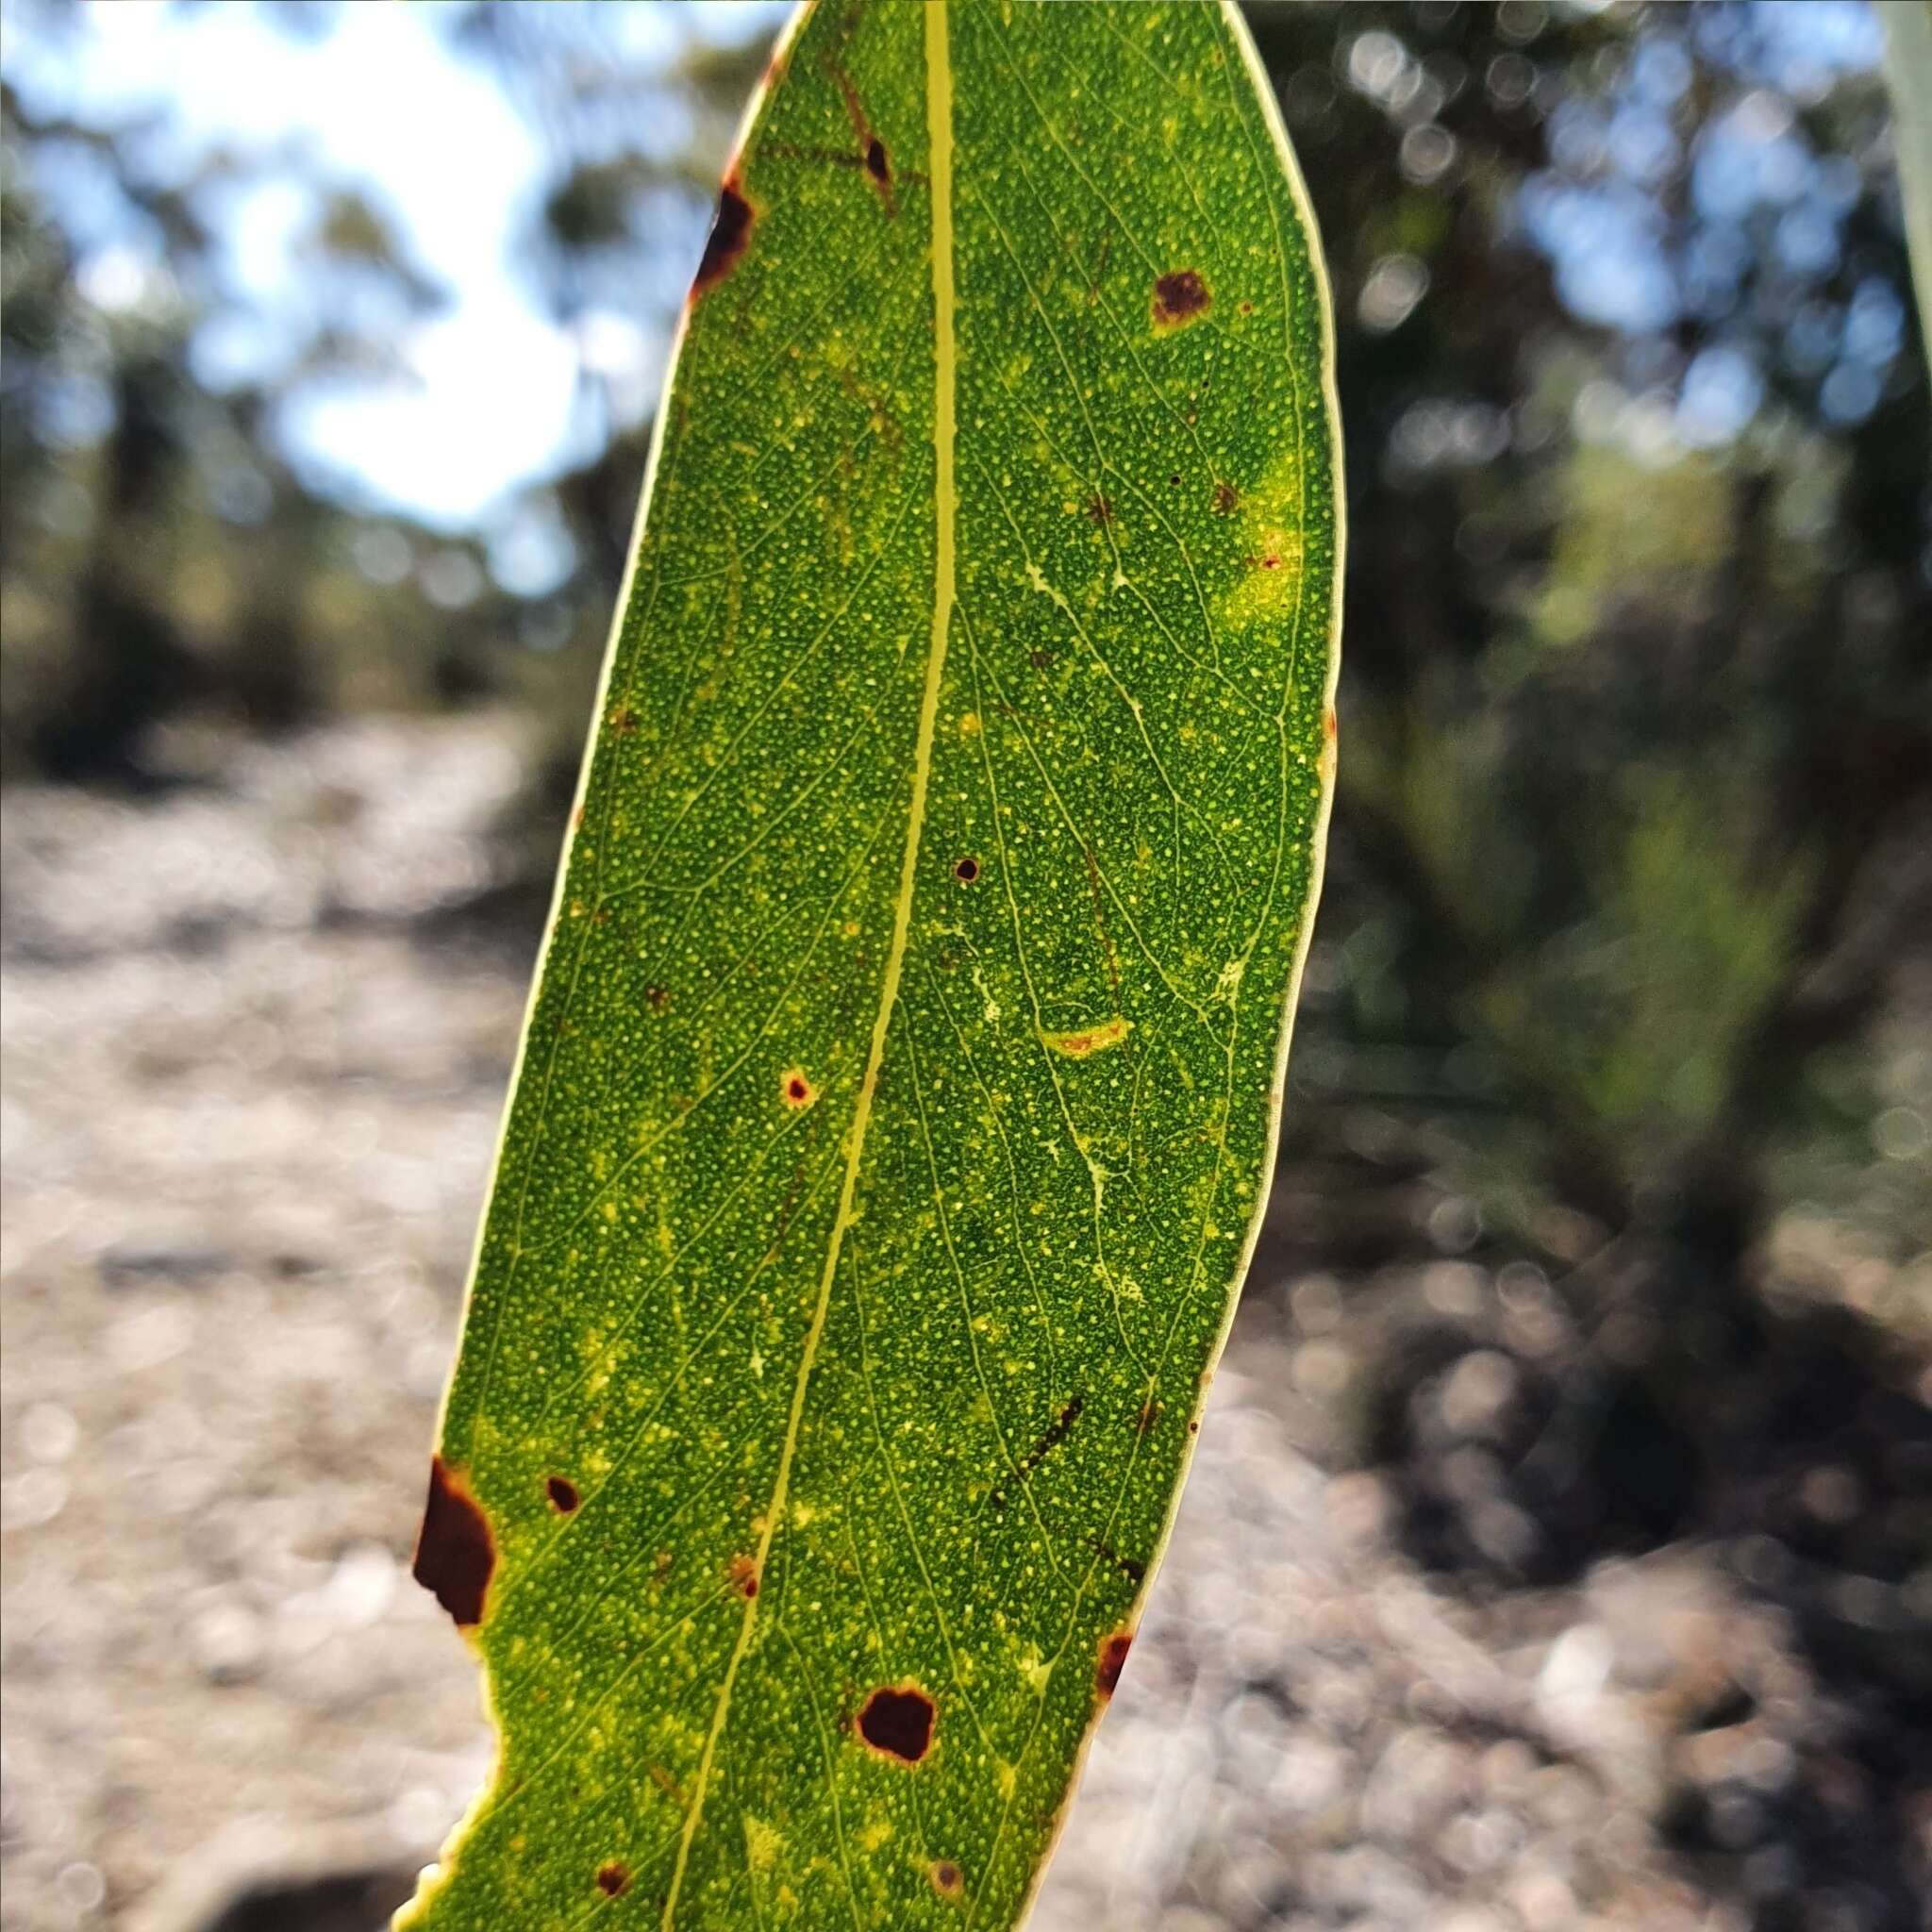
2 719 1922 1932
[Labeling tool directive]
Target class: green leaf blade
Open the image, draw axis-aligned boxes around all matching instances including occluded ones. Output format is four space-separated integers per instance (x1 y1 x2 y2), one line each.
403 4 1340 1927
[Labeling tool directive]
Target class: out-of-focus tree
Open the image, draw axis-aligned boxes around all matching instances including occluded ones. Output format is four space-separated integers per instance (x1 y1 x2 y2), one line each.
0 0 768 783
1228 16 1932 1770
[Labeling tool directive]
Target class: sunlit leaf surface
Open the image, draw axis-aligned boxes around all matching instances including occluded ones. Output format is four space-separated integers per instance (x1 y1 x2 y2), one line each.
402 3 1340 1925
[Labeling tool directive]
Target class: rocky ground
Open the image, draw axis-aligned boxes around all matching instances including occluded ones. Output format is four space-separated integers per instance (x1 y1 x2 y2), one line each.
2 717 1924 1932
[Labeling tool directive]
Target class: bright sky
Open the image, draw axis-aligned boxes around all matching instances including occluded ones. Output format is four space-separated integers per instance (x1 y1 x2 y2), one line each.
3 0 783 530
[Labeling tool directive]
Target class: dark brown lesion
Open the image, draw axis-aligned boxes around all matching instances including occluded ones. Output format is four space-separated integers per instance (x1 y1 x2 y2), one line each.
595 1861 629 1897
1087 1535 1145 1587
1152 268 1211 330
1096 1628 1134 1698
951 855 980 884
412 1455 495 1629
691 180 754 298
545 1474 579 1514
929 1858 964 1899
823 52 895 214
856 1684 936 1764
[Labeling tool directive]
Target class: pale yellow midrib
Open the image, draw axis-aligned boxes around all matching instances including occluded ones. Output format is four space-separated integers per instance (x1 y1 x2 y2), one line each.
658 11 958 1924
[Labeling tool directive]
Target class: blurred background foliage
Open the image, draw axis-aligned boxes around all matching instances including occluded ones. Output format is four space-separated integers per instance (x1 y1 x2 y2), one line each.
7 0 1929 1534
2 1 1928 1922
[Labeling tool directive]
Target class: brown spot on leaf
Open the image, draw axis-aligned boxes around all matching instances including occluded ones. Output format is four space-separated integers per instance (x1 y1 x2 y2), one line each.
608 704 637 735
1324 706 1338 741
546 1474 579 1514
1212 481 1238 515
857 1683 936 1764
824 56 895 213
595 1861 629 1897
644 984 670 1014
930 1859 964 1899
412 1456 494 1629
781 1067 817 1109
691 181 753 297
1085 494 1113 525
1097 1628 1133 1698
952 855 980 884
1028 648 1053 671
728 1554 760 1599
1088 1536 1145 1586
1152 268 1210 329
1135 1397 1163 1437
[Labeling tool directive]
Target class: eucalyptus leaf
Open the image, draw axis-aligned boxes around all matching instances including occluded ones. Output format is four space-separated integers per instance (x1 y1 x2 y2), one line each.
401 3 1340 1925
1881 1 1932 336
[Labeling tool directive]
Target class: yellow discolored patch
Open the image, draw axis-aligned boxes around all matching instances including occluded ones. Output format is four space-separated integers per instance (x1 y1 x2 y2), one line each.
1217 445 1307 627
742 1814 781 1872
1040 1015 1131 1058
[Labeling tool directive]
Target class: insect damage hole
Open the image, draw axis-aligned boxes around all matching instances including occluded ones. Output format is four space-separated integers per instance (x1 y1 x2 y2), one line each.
856 1684 936 1764
546 1474 579 1514
780 1067 817 1109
